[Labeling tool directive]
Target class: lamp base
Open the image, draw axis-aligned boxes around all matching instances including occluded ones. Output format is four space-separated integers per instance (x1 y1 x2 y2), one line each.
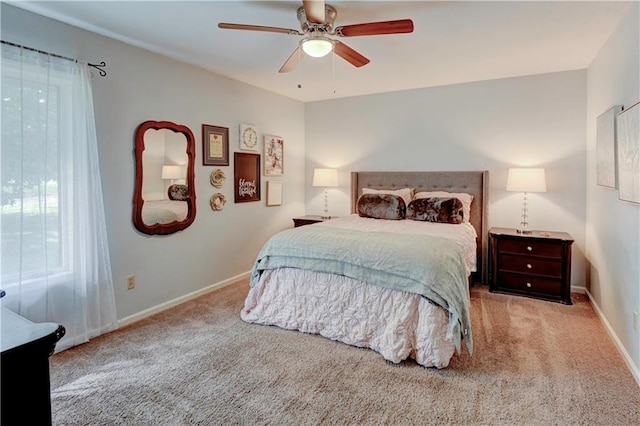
516 229 533 235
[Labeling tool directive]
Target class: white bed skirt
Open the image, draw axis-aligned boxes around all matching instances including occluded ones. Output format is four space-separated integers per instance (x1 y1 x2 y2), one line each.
241 267 456 368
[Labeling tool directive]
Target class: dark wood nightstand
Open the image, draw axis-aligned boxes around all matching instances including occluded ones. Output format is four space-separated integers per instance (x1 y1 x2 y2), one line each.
292 215 336 227
489 227 574 305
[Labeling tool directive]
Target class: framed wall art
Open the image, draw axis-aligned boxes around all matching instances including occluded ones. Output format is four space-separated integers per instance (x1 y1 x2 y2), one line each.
234 152 260 203
596 105 622 188
266 181 283 206
264 135 284 176
202 124 229 166
239 123 259 151
616 101 640 204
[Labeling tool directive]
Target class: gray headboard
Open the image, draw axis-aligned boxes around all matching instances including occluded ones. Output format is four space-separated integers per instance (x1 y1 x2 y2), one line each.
351 171 489 284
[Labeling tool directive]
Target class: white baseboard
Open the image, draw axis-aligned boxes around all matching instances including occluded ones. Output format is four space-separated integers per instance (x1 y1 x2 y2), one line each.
585 288 640 388
571 285 587 294
117 271 250 329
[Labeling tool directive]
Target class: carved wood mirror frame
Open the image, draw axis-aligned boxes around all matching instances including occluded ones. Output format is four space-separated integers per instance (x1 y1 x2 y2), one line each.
132 120 196 235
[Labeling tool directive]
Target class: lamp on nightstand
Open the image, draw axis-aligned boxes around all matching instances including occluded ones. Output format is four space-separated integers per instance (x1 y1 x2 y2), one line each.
506 168 546 235
312 168 338 219
161 165 184 185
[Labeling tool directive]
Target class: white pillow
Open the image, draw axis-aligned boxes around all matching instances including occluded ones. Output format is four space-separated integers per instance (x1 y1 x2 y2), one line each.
362 187 413 207
414 191 474 223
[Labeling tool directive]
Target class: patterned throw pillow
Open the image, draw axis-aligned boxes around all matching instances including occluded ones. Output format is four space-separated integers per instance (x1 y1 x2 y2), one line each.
406 197 464 224
357 193 406 220
167 184 189 201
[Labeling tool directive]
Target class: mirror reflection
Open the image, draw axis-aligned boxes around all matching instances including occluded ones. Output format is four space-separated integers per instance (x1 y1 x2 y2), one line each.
133 121 196 235
142 129 188 225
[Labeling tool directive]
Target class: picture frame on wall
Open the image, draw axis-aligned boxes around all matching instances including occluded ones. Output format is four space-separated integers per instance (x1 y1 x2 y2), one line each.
266 181 283 206
264 135 284 176
616 101 640 204
202 124 229 166
234 152 261 203
239 123 259 151
596 105 622 188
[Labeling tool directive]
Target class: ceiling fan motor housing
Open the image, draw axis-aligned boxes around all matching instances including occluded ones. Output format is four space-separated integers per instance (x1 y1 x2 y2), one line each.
297 4 337 33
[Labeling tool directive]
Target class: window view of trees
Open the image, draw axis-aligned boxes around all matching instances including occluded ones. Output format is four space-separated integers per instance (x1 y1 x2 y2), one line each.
1 76 63 278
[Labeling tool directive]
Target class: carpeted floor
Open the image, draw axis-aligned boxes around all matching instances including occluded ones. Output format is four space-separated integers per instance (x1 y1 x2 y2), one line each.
49 280 640 425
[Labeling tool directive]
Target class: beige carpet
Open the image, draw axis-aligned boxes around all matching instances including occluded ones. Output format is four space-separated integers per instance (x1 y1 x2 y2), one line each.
50 280 639 425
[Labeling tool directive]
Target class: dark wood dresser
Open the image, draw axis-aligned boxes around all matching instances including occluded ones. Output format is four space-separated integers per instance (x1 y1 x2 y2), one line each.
292 215 336 227
1 306 65 425
489 227 574 305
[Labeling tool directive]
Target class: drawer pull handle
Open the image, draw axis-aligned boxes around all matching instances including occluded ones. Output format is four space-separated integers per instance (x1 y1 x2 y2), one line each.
527 246 533 252
526 282 532 288
526 264 532 269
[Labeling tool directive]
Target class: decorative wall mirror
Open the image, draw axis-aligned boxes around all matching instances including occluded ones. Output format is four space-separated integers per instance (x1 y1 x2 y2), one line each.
133 120 196 235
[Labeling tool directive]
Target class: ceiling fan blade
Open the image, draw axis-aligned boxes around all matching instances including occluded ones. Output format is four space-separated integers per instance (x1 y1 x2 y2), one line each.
335 19 414 37
279 46 304 73
303 0 326 24
333 41 370 68
218 23 301 35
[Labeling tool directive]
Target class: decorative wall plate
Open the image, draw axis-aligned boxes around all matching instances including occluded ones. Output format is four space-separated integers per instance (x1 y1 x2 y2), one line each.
210 193 227 211
210 169 226 188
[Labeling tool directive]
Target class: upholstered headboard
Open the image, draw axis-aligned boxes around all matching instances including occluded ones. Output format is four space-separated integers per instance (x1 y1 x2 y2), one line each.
351 171 489 284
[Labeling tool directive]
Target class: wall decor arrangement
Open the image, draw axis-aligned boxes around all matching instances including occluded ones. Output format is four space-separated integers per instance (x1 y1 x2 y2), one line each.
264 135 284 176
210 193 227 211
202 124 229 166
266 181 283 206
616 101 640 204
239 123 259 151
596 105 623 188
234 152 260 203
210 168 226 188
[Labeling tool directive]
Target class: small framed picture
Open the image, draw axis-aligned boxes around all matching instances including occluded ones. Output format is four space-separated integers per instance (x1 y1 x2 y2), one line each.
202 124 229 166
264 135 284 176
234 152 261 203
266 181 283 206
239 123 259 151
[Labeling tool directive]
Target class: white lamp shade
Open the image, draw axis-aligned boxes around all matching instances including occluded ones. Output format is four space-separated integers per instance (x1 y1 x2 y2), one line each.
506 168 547 193
301 37 333 58
312 168 338 187
161 165 184 180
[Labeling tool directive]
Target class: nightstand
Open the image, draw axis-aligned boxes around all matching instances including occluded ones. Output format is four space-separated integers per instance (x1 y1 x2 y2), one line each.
489 227 574 305
292 215 336 227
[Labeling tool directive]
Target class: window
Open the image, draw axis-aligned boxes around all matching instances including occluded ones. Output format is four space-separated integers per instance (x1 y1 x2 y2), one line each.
2 59 73 286
1 43 117 351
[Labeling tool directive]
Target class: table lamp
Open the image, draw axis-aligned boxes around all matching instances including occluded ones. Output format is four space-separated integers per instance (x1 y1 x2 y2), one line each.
506 168 546 234
312 168 338 219
161 165 184 185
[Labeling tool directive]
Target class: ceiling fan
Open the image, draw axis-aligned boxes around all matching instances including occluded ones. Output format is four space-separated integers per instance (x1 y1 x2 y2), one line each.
218 0 414 73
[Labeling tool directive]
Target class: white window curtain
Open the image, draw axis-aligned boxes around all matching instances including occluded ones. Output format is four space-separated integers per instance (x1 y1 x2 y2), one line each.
1 43 117 351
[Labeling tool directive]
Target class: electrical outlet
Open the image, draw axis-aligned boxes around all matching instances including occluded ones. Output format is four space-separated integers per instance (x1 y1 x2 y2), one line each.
126 275 135 290
634 311 639 331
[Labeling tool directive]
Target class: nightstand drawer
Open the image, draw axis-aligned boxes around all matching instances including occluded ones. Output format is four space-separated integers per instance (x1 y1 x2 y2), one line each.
498 239 563 258
498 254 562 277
497 273 562 297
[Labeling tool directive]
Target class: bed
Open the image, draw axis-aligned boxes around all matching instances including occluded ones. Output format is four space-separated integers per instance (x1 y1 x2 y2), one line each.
241 171 488 368
141 199 188 224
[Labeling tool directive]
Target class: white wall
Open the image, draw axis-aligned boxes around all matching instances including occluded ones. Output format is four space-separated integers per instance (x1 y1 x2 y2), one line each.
305 71 588 289
586 2 640 377
1 4 307 320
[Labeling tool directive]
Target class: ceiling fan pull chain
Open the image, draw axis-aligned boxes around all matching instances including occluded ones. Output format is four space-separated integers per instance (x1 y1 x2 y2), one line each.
332 50 336 95
297 46 303 89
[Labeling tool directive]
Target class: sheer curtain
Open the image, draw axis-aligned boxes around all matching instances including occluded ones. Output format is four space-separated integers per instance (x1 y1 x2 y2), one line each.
1 43 117 351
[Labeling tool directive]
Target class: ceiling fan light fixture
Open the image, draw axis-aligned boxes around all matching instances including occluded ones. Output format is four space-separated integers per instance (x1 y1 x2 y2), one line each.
301 36 334 58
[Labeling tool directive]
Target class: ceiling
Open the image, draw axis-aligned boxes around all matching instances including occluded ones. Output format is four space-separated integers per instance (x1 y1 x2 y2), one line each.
7 1 632 102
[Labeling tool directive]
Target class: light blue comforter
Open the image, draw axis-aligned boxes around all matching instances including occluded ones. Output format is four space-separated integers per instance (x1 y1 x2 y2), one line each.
250 225 473 354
